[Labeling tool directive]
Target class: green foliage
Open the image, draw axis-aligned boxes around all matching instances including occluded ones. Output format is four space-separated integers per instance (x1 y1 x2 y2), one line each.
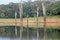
0 1 60 18
46 1 60 16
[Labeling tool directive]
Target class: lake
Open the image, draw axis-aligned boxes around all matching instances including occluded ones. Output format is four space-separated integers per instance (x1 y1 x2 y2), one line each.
0 26 60 40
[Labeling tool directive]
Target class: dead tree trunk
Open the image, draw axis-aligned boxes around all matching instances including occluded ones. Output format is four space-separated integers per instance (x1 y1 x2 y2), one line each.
27 15 29 40
36 7 39 40
19 0 23 40
42 0 46 40
15 12 17 36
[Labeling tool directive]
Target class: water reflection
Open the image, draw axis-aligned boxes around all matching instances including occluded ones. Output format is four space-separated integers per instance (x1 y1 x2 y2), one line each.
0 26 60 40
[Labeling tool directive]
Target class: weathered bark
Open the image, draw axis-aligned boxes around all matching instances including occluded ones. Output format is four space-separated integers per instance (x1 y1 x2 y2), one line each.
37 7 39 40
42 0 46 40
15 12 17 36
19 0 23 40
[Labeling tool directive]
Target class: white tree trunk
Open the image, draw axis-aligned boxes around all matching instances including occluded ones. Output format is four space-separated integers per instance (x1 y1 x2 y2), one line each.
15 12 17 36
19 0 23 40
42 1 46 40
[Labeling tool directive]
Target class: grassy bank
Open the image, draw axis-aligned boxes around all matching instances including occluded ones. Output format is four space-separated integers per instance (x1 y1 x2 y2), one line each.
0 16 60 29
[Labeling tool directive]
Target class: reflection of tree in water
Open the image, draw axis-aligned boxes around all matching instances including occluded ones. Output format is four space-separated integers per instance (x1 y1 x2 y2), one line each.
0 26 60 40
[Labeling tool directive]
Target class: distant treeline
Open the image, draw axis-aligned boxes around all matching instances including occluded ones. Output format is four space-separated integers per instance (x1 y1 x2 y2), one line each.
0 1 60 18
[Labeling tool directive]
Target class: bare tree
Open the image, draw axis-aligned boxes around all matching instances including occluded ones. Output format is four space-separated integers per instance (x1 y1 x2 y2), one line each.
19 0 23 40
27 15 29 40
41 0 47 40
35 0 41 40
36 7 39 40
15 12 17 36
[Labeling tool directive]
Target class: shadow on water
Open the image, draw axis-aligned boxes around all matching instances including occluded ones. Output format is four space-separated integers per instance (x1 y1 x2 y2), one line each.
0 26 60 40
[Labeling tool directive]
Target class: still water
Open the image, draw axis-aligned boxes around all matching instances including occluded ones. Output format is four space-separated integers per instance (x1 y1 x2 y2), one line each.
0 26 60 40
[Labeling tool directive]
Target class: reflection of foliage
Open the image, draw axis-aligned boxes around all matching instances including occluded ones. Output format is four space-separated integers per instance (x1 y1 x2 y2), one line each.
0 27 60 39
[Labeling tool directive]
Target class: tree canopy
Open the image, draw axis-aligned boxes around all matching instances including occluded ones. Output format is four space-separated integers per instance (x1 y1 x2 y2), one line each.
0 1 60 18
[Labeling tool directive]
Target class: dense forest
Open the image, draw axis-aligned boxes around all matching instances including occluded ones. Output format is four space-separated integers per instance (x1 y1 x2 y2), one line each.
0 1 60 18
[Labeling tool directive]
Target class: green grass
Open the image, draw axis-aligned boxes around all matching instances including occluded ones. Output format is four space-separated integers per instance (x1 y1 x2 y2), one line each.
0 16 60 29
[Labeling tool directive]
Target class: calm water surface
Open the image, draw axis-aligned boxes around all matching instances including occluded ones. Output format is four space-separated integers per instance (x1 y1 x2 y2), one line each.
0 26 60 40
